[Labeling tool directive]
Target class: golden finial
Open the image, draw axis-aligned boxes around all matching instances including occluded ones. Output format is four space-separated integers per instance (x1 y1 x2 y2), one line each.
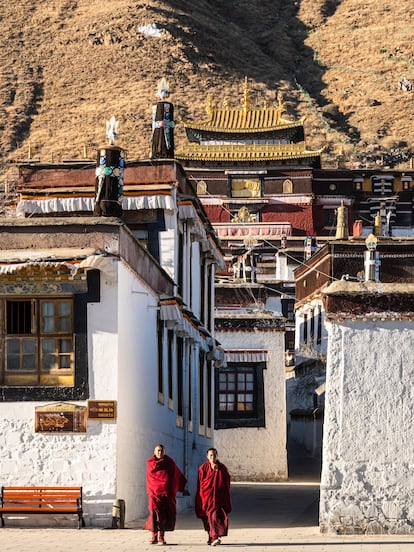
206 93 214 117
223 98 229 110
242 77 251 114
337 144 346 168
277 90 284 110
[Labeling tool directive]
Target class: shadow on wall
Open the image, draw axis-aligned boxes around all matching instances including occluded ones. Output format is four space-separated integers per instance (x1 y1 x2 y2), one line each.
287 417 322 483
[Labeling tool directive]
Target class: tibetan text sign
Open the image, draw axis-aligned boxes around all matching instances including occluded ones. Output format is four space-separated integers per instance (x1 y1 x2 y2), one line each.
35 403 87 433
87 400 117 420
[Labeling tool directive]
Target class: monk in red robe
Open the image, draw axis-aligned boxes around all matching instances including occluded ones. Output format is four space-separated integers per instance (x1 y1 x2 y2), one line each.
144 444 187 545
195 448 232 546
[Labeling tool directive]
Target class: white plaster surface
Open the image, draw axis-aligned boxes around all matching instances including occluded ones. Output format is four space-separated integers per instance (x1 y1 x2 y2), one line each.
320 319 414 534
214 329 287 481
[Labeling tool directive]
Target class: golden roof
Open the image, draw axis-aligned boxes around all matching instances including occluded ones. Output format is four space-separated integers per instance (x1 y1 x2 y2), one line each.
175 142 322 162
182 78 304 133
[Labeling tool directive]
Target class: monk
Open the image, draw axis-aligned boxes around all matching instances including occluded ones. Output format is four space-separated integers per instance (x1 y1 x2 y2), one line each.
144 444 187 545
195 448 232 546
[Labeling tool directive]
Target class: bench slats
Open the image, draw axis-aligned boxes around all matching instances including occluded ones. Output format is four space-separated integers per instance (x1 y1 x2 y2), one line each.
0 486 85 529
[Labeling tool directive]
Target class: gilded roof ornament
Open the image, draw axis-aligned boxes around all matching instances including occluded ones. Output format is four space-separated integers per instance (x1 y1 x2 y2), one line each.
277 90 285 113
179 80 308 134
232 206 256 223
242 77 251 114
206 93 214 118
157 77 170 100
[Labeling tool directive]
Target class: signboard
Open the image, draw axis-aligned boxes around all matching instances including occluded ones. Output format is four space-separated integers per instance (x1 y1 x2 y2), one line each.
35 403 87 433
87 400 117 421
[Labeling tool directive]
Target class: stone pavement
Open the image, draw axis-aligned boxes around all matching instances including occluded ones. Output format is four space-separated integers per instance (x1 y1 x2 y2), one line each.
1 482 414 551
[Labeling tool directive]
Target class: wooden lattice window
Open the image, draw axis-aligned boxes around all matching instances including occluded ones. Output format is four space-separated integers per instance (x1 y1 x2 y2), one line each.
2 298 74 386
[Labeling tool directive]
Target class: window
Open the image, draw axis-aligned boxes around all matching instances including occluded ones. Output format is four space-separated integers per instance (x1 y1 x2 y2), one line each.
309 310 315 348
282 179 293 193
188 347 192 430
199 352 205 432
2 298 74 387
324 208 336 228
219 367 254 412
206 359 212 432
167 330 174 408
215 363 265 429
176 337 184 418
317 311 322 345
303 313 308 345
131 229 149 249
157 316 164 403
0 269 99 402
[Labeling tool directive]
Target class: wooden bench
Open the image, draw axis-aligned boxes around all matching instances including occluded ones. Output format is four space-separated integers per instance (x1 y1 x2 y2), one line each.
0 486 85 529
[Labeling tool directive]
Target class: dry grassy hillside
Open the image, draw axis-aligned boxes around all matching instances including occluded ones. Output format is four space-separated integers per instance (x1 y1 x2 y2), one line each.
1 0 414 186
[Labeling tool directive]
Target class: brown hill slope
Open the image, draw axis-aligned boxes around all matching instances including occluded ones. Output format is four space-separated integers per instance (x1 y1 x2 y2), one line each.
1 0 414 185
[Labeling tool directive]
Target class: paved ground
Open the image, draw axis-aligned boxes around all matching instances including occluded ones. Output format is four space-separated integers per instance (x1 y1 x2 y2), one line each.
2 481 414 551
2 443 414 551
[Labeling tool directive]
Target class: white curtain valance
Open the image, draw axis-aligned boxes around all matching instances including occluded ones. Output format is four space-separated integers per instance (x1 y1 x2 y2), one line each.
16 194 175 216
225 350 268 363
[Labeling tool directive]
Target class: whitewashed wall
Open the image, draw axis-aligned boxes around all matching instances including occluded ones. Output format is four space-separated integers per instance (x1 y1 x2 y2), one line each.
116 261 196 524
214 329 287 481
0 235 217 527
0 257 119 528
320 319 414 534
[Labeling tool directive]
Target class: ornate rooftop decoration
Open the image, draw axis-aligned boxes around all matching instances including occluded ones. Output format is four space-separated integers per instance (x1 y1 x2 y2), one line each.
157 77 170 100
175 142 323 162
106 116 119 146
181 79 304 134
231 206 256 223
242 76 251 114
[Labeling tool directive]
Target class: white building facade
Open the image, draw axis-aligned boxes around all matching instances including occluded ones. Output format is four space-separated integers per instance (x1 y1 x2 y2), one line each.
0 159 224 527
213 306 288 481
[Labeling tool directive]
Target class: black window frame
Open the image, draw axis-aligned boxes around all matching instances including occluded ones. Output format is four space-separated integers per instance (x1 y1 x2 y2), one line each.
215 362 265 429
0 270 100 402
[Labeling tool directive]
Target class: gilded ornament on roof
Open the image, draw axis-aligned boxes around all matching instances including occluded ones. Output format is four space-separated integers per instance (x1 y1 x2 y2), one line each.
231 206 256 223
242 77 251 113
277 90 284 110
206 93 214 117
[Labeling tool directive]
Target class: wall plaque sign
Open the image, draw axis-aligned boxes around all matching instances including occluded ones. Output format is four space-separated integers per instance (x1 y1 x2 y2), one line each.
35 403 87 433
87 400 117 420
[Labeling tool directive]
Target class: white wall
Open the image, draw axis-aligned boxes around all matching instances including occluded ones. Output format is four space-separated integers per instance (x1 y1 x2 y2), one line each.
320 319 414 534
116 261 212 523
0 257 119 527
214 329 288 481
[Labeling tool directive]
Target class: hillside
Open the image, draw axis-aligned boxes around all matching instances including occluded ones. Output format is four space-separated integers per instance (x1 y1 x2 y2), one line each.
1 0 414 186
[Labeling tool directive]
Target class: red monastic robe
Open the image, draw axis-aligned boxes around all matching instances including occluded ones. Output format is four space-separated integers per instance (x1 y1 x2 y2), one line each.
195 460 232 537
144 454 187 532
